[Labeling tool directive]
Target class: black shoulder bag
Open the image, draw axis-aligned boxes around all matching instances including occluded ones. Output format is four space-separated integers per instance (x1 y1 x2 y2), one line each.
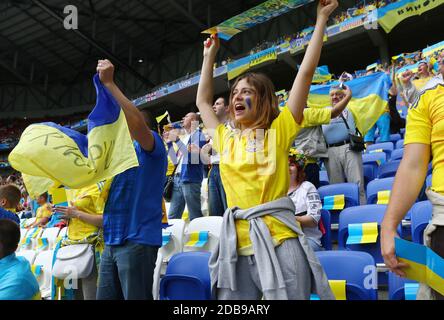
163 153 182 202
340 113 365 152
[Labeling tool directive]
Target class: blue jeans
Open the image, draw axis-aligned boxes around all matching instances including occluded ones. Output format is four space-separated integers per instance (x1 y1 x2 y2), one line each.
208 165 228 216
364 112 391 143
168 175 202 221
96 241 158 300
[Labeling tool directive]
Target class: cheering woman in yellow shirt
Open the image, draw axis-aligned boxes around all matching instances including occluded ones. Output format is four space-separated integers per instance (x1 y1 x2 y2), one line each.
196 0 338 300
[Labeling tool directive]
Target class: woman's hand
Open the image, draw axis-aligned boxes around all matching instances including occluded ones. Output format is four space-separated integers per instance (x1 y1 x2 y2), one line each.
203 33 219 58
53 205 80 220
317 0 338 20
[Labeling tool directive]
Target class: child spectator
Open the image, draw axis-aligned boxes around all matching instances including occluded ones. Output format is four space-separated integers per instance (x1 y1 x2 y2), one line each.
0 184 21 224
27 193 52 228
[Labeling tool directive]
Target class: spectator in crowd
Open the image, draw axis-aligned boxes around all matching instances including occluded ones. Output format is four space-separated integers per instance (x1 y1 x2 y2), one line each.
287 149 324 252
387 67 406 134
293 84 353 188
0 184 21 224
401 58 444 105
197 0 337 300
52 182 108 300
202 97 230 216
322 85 366 204
166 112 207 221
0 219 40 300
94 59 167 300
27 193 51 228
381 57 444 300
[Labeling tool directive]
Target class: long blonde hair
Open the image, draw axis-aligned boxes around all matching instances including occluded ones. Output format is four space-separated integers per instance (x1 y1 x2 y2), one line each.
229 73 280 130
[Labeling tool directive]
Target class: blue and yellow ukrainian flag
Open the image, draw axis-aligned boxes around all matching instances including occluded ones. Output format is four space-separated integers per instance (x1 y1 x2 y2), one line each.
422 40 444 58
377 0 444 33
307 71 392 135
9 74 139 197
185 231 209 248
322 195 345 211
395 237 444 295
347 222 379 245
312 65 332 84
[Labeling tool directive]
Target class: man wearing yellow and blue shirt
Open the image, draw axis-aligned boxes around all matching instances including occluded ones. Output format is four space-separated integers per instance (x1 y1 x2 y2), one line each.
0 219 40 300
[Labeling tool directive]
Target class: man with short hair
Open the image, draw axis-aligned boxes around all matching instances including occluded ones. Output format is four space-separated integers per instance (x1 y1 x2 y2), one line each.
0 184 21 224
203 97 230 216
322 85 366 204
95 59 167 300
0 219 40 299
166 112 207 221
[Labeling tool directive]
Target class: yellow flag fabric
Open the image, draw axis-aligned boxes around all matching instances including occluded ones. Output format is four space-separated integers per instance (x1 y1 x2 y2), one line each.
249 47 277 68
9 74 139 194
156 111 169 124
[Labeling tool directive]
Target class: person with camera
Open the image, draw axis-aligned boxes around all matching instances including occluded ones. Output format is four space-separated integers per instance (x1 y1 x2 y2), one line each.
321 85 366 204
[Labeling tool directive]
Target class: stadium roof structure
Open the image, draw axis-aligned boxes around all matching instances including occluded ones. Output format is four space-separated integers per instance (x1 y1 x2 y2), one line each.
0 0 356 116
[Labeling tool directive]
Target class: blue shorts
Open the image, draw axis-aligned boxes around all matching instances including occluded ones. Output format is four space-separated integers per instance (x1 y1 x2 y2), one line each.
364 112 390 143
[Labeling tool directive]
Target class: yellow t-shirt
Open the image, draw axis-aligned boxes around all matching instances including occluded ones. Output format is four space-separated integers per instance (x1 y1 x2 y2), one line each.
35 204 52 222
404 84 444 194
413 77 432 91
166 143 178 176
214 107 331 255
67 183 106 241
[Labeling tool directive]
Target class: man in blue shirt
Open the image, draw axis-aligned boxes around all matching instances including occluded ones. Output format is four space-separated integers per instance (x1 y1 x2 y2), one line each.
0 219 40 300
322 85 366 204
166 112 207 221
0 184 21 224
95 59 167 300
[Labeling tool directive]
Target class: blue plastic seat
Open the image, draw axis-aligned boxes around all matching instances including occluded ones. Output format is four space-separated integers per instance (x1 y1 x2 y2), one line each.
316 251 377 300
388 272 418 300
377 160 401 178
338 204 388 264
395 139 404 149
376 133 401 144
320 209 331 250
410 200 432 244
389 149 404 162
318 183 360 242
363 163 377 190
159 251 212 300
366 177 395 204
362 152 387 166
366 142 394 159
319 170 329 187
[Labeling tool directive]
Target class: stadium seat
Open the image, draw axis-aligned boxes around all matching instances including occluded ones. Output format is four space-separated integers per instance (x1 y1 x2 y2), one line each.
366 177 395 204
153 219 186 299
316 251 377 300
40 227 61 250
34 250 55 299
363 163 377 190
366 142 394 159
159 251 212 300
338 204 401 286
183 216 223 253
388 272 418 300
377 160 401 179
318 183 359 241
410 200 432 244
395 139 404 149
319 170 329 187
389 149 403 162
362 152 387 166
16 250 37 265
320 209 332 250
375 133 401 144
